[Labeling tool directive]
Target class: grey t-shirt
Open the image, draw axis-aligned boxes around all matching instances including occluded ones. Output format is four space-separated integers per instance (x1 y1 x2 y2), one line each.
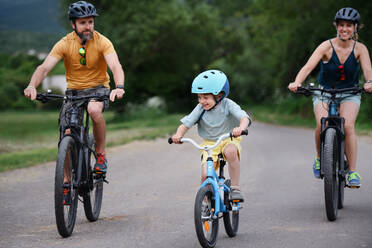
181 98 249 141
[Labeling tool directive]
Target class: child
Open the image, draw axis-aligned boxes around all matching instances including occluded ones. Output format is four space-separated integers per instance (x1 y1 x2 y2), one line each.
171 69 251 201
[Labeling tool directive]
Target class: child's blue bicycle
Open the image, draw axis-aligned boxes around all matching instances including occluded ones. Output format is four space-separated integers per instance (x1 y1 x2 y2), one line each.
169 130 248 248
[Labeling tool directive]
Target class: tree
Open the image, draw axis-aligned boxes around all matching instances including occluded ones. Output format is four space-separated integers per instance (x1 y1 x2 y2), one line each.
61 0 245 111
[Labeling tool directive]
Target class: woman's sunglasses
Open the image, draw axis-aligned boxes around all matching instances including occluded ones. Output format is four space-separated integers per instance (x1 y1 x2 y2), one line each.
79 47 86 65
338 65 345 81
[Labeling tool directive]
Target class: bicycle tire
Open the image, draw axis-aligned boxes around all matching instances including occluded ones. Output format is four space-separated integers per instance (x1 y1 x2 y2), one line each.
54 136 79 237
83 134 103 222
322 128 339 221
194 186 219 248
222 179 239 237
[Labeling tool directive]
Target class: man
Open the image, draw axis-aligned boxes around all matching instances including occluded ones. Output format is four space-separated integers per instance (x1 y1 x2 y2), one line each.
24 1 125 174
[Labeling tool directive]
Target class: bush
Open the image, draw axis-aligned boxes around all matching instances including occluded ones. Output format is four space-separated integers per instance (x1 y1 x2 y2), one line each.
0 84 21 110
275 94 313 118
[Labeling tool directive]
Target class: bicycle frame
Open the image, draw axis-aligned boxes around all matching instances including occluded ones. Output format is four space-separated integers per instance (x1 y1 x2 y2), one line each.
296 85 364 180
178 132 245 219
319 95 346 179
38 92 108 189
200 156 238 218
65 105 95 193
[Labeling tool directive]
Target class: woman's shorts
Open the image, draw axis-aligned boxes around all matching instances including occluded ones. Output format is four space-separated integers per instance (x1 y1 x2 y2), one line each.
200 136 242 169
312 91 361 107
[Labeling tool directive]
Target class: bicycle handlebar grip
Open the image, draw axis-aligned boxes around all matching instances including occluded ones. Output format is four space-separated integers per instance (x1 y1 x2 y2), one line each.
168 138 173 144
241 129 248 136
36 93 48 103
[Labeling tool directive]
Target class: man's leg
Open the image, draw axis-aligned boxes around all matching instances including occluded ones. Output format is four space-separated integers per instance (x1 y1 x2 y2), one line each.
88 101 107 173
88 101 106 153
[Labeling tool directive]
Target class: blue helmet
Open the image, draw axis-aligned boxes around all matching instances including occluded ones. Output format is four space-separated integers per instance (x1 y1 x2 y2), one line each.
191 70 230 99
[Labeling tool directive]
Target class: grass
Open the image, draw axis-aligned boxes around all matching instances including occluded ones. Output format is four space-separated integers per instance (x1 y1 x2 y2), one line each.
0 109 182 172
1 100 371 173
247 97 372 135
249 105 316 129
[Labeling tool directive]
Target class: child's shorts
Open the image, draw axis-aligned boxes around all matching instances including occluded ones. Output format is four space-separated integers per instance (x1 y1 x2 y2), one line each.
200 137 242 169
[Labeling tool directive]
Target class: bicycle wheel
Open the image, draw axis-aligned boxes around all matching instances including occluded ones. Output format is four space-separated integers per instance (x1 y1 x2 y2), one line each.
338 158 348 209
194 186 219 248
83 134 103 222
223 179 239 237
55 136 79 237
322 128 339 221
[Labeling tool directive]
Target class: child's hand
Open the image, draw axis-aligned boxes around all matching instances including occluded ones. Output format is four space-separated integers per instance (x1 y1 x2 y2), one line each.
232 127 243 137
172 134 183 144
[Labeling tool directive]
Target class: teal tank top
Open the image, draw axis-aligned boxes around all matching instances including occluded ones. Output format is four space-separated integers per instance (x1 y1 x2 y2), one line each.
318 40 360 89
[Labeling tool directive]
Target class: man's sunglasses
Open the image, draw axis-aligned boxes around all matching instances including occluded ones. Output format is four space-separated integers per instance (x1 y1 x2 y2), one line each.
79 47 86 65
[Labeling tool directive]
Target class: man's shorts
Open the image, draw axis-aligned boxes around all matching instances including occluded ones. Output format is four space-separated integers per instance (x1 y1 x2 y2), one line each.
59 85 110 130
312 91 361 107
200 136 242 169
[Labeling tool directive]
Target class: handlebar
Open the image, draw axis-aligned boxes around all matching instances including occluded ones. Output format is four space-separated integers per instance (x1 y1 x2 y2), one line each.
168 130 248 151
295 86 365 97
36 92 109 103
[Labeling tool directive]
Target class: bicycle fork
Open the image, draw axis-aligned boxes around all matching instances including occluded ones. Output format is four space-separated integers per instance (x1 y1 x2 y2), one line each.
320 117 347 181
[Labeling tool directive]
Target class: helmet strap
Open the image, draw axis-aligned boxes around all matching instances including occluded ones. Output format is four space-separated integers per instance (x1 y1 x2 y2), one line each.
208 94 223 111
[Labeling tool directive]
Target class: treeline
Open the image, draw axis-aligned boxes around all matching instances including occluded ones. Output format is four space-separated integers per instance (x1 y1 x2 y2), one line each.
0 30 61 55
2 0 372 120
64 0 371 111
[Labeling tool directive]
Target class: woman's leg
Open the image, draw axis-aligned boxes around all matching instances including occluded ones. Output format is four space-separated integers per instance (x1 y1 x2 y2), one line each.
339 101 360 171
313 102 329 157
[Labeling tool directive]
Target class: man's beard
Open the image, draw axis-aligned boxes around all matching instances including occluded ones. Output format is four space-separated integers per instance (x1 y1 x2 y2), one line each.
77 30 93 42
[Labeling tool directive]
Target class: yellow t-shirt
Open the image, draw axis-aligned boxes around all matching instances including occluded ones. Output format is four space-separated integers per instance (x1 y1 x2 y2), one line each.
49 31 115 90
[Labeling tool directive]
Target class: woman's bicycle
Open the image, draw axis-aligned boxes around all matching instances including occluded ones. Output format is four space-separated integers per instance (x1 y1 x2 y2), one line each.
168 130 248 248
36 91 109 237
295 85 367 221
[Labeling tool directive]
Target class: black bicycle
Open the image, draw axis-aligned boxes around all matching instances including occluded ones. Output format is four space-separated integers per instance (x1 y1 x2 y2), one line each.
295 85 367 221
37 91 109 237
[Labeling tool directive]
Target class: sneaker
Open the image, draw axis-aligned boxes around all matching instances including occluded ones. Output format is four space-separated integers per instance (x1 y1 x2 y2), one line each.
230 188 244 202
63 183 71 205
347 171 361 188
313 158 321 179
94 152 107 174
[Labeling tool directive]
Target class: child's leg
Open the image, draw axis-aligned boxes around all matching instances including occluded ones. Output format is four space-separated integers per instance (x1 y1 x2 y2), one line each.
223 144 240 188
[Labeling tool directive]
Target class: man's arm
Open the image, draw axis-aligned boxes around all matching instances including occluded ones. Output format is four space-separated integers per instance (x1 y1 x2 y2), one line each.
24 55 60 100
105 52 125 102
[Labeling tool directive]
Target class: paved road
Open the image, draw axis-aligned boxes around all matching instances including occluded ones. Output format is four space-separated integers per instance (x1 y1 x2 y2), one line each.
1 123 372 248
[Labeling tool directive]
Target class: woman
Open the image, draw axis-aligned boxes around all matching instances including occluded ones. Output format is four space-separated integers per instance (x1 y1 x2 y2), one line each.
288 7 372 187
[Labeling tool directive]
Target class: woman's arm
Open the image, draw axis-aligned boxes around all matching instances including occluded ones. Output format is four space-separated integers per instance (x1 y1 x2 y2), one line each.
288 41 329 92
358 43 372 92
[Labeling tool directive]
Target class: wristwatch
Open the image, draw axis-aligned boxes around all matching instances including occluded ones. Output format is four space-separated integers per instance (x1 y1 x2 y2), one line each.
116 84 124 89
